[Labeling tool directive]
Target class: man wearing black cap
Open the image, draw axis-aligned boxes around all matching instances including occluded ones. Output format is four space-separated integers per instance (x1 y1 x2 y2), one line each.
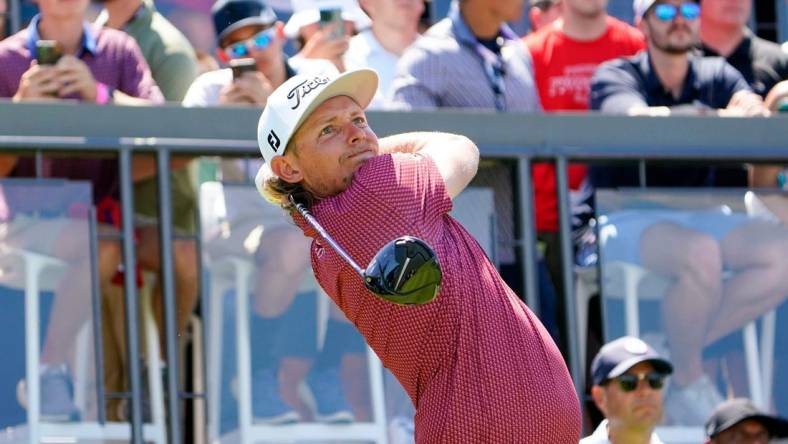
582 336 674 444
183 0 335 107
706 398 788 444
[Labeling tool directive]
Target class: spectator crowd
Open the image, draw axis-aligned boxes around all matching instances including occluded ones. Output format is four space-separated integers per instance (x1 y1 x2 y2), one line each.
0 0 787 441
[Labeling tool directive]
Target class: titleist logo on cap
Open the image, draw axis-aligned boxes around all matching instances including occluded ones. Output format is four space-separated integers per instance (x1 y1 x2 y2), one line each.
287 76 330 110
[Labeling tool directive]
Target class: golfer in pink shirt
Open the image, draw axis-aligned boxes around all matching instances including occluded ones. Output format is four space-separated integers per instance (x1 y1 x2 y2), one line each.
255 68 580 442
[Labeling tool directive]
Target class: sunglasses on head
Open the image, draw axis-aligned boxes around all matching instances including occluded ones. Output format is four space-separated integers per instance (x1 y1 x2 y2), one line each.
609 371 666 392
653 2 700 21
223 27 276 60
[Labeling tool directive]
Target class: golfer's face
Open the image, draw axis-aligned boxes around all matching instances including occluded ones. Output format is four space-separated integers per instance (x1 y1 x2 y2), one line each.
290 95 379 198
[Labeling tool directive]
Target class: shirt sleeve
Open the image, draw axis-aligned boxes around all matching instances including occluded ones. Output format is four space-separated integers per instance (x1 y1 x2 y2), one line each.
358 153 452 229
390 43 441 110
118 34 164 103
182 69 231 107
151 50 199 102
716 59 753 106
589 59 648 113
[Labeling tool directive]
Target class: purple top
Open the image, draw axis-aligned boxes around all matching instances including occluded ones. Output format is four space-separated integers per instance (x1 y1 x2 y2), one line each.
0 15 163 101
0 15 163 207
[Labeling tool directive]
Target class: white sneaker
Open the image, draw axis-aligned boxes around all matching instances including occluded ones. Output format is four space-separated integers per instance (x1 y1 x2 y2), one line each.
665 375 724 426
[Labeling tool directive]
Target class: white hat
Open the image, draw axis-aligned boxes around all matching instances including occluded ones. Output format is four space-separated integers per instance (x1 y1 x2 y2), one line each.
283 0 371 39
256 68 378 170
633 0 657 21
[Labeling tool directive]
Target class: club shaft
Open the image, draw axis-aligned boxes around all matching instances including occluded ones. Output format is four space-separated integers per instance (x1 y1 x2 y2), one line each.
293 202 366 277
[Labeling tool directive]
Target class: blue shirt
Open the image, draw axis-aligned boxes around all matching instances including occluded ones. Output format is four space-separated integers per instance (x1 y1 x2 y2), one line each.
590 50 751 113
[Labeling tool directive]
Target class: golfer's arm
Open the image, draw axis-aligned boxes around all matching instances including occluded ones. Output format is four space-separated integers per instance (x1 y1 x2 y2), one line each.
378 132 479 199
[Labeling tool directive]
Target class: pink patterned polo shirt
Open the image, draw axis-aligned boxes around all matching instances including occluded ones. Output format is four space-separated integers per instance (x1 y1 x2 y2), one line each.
295 153 581 443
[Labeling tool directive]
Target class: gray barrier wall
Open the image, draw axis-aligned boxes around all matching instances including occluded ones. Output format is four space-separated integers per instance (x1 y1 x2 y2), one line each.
1 101 786 443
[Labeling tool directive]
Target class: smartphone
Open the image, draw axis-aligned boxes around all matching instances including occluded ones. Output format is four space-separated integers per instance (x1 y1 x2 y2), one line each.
35 40 63 65
229 58 257 80
319 8 345 40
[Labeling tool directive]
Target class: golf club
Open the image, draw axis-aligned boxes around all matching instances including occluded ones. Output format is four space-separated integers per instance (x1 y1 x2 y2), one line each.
289 195 442 305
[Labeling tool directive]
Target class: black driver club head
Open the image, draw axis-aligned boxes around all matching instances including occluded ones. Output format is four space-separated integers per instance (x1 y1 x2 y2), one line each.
363 236 442 305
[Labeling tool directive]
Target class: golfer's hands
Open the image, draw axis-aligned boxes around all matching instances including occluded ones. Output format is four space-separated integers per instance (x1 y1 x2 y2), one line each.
219 71 273 105
13 61 61 101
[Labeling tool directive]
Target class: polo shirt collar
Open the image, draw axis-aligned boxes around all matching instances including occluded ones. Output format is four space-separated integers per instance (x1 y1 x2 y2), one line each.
447 1 517 46
641 50 702 104
95 0 152 30
26 14 98 57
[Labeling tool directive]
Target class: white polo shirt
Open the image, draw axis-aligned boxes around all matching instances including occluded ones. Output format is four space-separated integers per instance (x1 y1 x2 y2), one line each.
580 420 665 444
344 29 401 110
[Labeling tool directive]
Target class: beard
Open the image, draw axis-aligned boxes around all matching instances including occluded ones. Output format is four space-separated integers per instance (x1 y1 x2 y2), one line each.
649 25 696 55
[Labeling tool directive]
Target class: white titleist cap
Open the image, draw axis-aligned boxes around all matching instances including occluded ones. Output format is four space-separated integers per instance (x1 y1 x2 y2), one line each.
255 68 378 192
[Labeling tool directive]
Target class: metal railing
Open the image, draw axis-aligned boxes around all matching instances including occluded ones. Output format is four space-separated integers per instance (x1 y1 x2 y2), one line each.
1 101 786 442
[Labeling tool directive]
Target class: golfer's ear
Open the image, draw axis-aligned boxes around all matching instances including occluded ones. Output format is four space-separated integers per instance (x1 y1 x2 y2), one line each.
271 156 302 184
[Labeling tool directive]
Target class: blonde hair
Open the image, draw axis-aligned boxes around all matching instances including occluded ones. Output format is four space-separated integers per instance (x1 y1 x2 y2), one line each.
259 141 319 212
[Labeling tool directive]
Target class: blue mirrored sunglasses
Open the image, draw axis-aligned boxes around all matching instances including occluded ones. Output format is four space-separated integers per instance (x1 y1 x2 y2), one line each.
224 28 276 59
653 3 700 21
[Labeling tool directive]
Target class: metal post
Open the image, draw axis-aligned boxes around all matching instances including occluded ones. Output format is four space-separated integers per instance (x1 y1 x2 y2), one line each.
638 160 647 188
778 0 788 43
156 148 182 444
8 0 20 34
88 207 107 424
193 176 211 442
35 150 43 178
516 156 540 315
119 147 145 444
555 156 583 399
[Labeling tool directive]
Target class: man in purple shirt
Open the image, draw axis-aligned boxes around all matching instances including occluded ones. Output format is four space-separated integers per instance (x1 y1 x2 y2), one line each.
0 0 162 422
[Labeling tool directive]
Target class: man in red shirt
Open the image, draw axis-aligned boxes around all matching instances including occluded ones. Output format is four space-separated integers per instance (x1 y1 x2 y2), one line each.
254 68 581 442
523 0 644 348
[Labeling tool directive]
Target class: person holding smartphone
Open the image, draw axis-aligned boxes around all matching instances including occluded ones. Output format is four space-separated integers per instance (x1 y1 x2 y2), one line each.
284 0 371 72
0 0 162 423
184 0 335 107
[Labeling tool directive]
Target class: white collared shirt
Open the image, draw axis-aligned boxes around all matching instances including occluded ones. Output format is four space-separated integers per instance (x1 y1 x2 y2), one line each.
344 29 401 110
580 420 665 444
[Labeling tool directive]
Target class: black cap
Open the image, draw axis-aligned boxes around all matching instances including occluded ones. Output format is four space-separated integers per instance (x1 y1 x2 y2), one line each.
212 0 277 43
705 398 788 439
590 336 673 386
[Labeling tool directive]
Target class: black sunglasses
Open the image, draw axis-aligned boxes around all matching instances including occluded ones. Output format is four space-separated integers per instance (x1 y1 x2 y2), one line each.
609 372 666 392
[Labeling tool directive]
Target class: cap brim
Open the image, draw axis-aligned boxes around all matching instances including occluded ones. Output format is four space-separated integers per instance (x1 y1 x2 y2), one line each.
287 68 377 146
712 414 788 438
218 17 276 42
607 357 673 380
258 68 378 166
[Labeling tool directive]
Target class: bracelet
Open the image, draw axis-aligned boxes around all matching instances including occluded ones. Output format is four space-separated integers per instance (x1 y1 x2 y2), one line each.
95 82 111 105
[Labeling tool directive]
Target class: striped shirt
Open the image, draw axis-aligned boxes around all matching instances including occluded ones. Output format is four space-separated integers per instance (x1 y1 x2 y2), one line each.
391 2 541 112
391 3 540 267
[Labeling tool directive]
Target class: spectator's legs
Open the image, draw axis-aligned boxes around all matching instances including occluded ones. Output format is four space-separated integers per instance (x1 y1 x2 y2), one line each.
251 224 313 422
41 226 122 365
707 221 788 342
639 222 722 386
136 225 200 354
252 225 311 318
